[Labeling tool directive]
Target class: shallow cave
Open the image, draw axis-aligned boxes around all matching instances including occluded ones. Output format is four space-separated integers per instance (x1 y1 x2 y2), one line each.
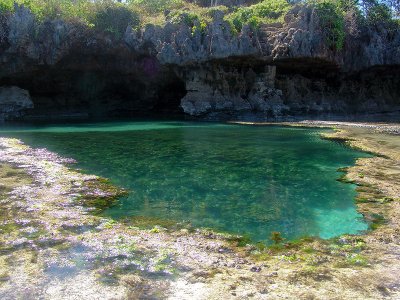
0 68 188 121
151 77 187 115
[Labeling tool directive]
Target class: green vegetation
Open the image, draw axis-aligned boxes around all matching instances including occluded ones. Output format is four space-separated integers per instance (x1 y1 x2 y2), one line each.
368 213 386 229
345 253 369 266
0 0 13 13
0 0 141 37
0 164 32 197
0 0 398 41
225 0 290 31
129 0 184 14
77 177 128 214
91 3 140 38
312 0 347 50
307 0 399 50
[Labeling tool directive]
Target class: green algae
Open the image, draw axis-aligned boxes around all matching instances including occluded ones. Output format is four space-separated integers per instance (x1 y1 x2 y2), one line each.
0 163 69 289
368 213 387 230
0 121 371 242
0 164 32 239
0 223 21 235
0 164 32 197
77 177 128 214
0 256 10 285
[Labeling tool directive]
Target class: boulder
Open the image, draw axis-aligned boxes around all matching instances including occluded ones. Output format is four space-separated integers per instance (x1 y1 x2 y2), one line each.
0 86 33 121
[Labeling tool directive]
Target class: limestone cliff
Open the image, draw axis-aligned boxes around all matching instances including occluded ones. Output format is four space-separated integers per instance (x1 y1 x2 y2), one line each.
0 4 399 120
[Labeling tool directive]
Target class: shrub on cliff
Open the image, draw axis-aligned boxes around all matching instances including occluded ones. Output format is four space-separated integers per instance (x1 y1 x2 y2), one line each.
91 3 140 38
363 0 393 23
312 0 347 50
168 10 201 26
1 0 398 40
128 0 185 14
0 0 141 38
2 0 95 22
0 0 14 13
310 0 399 50
226 0 290 31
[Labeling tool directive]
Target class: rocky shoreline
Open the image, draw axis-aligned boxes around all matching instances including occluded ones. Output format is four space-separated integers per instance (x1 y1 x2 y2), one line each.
0 121 400 299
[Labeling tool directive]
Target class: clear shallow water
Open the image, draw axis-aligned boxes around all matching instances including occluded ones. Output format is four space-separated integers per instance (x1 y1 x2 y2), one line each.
0 121 370 242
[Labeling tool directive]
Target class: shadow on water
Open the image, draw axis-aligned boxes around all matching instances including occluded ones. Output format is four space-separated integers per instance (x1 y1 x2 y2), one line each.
0 121 370 242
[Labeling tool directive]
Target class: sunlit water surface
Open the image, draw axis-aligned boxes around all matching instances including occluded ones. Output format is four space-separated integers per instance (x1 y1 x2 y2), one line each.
0 121 370 242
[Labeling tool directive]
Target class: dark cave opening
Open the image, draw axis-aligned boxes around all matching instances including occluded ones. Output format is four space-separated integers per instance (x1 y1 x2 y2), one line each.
0 68 188 120
152 77 187 114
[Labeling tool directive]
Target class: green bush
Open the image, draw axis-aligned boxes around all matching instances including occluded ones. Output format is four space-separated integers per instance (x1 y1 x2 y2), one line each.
337 0 359 11
226 0 290 32
0 0 14 13
365 1 392 23
0 0 141 38
9 0 91 22
91 3 140 38
313 0 346 50
168 10 200 26
128 0 184 14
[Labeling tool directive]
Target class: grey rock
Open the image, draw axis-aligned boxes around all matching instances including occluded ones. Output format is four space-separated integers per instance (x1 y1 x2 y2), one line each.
0 86 33 121
180 64 291 116
250 266 262 272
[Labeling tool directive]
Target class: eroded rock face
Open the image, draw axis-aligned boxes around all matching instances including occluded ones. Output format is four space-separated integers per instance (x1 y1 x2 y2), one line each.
0 86 33 121
178 62 400 117
179 65 288 116
125 14 259 66
276 68 400 115
0 4 399 120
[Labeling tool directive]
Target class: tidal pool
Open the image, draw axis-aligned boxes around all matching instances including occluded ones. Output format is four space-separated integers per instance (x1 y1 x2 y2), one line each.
0 121 370 242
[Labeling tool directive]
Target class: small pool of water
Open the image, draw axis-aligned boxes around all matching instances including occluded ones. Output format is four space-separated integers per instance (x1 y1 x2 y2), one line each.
0 121 370 242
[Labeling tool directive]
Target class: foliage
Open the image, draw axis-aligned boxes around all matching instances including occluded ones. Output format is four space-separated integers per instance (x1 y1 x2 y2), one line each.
0 0 141 38
364 0 393 23
312 0 346 50
168 10 200 26
192 19 208 34
128 0 184 14
90 3 140 38
5 0 93 22
338 0 360 10
0 0 14 13
346 253 369 266
0 0 398 41
226 0 290 31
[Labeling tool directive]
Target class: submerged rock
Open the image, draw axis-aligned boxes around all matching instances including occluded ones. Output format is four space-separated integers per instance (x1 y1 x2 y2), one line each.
0 86 33 122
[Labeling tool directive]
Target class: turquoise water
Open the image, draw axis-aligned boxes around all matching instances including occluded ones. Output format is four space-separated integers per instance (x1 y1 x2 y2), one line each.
0 121 369 242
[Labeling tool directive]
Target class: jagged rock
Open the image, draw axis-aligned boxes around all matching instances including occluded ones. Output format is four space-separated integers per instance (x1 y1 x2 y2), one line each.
0 4 398 120
180 65 291 116
0 86 33 121
2 4 400 71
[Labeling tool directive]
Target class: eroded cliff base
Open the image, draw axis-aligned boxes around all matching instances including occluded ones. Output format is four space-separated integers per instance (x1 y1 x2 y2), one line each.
0 4 399 122
1 62 399 122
